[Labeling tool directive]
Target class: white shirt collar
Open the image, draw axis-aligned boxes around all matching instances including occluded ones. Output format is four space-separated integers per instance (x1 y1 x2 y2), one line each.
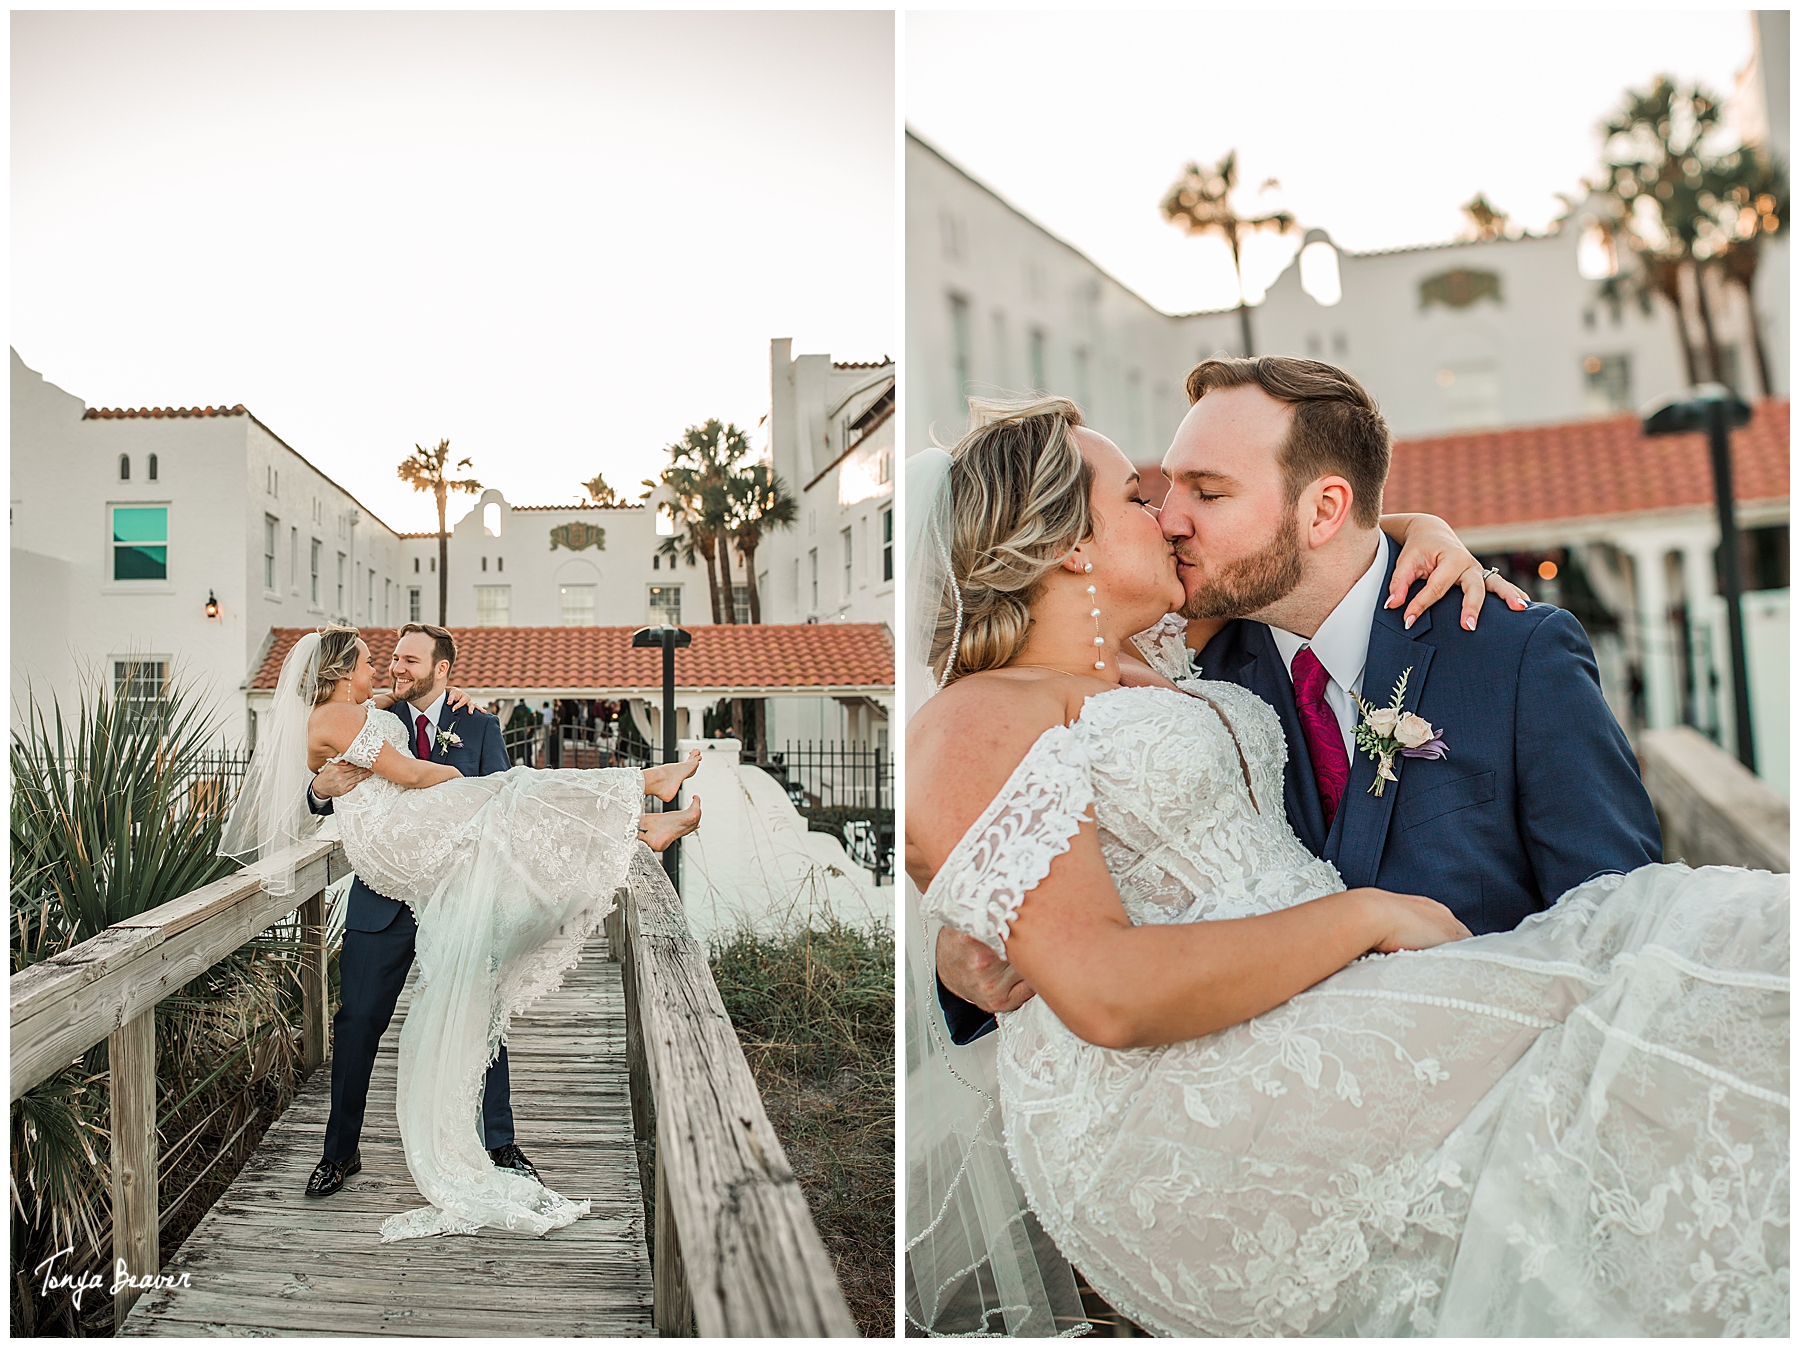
408 689 449 733
1268 531 1389 694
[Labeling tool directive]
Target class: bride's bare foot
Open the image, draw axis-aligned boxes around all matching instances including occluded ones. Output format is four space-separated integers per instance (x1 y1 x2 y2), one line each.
638 796 700 852
641 748 702 803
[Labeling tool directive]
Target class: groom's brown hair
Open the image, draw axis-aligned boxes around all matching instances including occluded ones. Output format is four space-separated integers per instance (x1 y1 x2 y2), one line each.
397 622 457 674
1186 355 1390 528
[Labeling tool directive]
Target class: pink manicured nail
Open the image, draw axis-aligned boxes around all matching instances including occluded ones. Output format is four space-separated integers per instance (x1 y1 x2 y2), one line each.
1404 613 1415 629
1464 615 1476 630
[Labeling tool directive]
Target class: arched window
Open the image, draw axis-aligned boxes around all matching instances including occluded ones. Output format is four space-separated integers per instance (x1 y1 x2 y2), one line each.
148 454 159 481
119 454 131 481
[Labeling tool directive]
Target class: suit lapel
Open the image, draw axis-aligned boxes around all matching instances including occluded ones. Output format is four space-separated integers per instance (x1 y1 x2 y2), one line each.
1235 622 1330 856
1326 560 1436 889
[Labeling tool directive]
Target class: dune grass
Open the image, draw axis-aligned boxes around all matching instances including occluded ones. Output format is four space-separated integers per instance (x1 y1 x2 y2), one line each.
708 918 895 1337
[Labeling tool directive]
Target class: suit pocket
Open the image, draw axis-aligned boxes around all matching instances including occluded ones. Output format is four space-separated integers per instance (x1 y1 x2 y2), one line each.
1400 770 1496 830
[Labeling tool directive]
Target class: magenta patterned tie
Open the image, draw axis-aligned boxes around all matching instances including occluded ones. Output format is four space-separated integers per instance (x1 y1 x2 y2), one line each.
1290 646 1351 829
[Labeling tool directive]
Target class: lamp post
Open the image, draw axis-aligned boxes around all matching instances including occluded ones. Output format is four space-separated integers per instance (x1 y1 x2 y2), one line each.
631 623 693 888
1642 386 1756 773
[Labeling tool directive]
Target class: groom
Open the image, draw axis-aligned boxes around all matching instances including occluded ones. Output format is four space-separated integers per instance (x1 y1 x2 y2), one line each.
937 355 1661 1043
301 622 534 1197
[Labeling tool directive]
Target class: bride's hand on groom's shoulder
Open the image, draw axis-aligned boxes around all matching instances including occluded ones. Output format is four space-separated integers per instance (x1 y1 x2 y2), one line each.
1385 513 1532 631
445 685 475 712
937 927 1037 1014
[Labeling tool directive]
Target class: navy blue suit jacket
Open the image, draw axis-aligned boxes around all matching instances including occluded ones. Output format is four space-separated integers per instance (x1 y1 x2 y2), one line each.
939 551 1662 1045
310 702 510 932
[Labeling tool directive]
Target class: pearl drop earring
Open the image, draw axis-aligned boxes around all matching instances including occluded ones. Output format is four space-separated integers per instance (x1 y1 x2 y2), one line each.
1084 562 1105 670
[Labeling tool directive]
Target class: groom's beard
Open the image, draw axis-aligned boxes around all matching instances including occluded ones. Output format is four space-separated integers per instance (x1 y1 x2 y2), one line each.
1177 516 1305 621
395 669 439 708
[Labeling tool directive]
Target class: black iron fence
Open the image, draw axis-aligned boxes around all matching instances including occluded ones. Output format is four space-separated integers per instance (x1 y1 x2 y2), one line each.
745 742 893 883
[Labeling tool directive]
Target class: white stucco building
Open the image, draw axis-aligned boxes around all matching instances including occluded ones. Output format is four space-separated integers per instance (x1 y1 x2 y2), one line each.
753 340 895 748
11 349 410 746
908 129 1785 459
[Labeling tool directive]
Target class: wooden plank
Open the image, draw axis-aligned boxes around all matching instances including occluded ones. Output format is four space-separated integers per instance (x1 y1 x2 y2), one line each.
111 1008 159 1331
620 848 857 1337
124 937 653 1338
12 849 342 1100
299 892 326 1075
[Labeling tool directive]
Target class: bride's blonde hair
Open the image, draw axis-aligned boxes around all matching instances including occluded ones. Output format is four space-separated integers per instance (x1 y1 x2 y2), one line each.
933 396 1092 686
311 626 363 706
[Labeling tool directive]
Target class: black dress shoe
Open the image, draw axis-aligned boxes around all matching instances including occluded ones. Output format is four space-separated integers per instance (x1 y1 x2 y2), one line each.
488 1143 539 1182
305 1150 361 1198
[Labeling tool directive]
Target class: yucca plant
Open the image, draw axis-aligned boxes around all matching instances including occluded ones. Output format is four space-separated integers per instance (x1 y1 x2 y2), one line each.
11 676 337 1336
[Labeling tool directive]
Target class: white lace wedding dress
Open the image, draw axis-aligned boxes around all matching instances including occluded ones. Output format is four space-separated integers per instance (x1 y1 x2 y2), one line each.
330 703 645 1243
920 678 1788 1336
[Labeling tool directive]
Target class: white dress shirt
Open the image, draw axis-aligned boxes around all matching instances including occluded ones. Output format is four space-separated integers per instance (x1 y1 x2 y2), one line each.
1267 532 1389 764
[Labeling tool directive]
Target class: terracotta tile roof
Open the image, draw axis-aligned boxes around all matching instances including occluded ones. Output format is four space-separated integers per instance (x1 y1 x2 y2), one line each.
85 404 247 419
250 623 893 694
832 359 892 370
1384 399 1789 530
508 503 645 512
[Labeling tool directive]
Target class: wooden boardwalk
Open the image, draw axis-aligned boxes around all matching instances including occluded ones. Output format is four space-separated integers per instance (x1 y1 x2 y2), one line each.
123 935 654 1337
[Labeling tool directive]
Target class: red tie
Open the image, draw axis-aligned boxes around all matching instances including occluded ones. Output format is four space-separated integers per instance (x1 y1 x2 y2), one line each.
1291 647 1351 829
416 712 433 762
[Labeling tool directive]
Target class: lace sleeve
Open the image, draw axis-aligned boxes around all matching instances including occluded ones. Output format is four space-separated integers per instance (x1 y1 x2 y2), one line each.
919 727 1095 958
340 706 389 770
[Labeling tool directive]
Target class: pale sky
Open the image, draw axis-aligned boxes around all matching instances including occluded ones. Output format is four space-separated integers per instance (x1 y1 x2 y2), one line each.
908 9 1760 312
13 10 894 533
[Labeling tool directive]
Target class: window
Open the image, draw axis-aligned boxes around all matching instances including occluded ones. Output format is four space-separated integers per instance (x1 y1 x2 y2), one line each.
653 553 661 570
561 584 596 626
336 552 346 613
1072 346 1091 408
408 587 422 621
949 293 972 395
647 583 682 626
384 578 391 624
1028 328 1046 392
289 527 298 591
483 501 501 536
1582 354 1632 416
147 454 158 482
809 548 818 610
842 526 853 597
111 506 168 581
310 539 321 604
731 582 750 624
497 556 504 573
119 455 131 481
112 659 169 716
413 557 420 573
367 569 375 619
1438 364 1503 430
475 585 510 626
881 507 893 583
263 515 277 590
481 556 488 572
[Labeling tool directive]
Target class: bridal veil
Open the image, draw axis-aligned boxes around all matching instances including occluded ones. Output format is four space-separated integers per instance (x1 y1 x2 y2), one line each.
903 446 1088 1336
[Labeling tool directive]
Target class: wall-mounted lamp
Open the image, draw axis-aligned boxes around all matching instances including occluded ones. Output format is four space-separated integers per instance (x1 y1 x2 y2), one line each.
205 590 221 619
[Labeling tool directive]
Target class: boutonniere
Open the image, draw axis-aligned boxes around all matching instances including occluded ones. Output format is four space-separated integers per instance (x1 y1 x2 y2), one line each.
434 726 464 755
1351 667 1447 796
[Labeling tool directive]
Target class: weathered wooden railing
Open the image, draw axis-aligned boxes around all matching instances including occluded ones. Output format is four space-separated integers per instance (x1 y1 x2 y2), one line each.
10 839 347 1331
604 847 860 1337
1641 726 1790 872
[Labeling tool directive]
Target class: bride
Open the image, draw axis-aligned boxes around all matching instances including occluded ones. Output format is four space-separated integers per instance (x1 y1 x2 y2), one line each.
904 400 1787 1336
222 626 701 1242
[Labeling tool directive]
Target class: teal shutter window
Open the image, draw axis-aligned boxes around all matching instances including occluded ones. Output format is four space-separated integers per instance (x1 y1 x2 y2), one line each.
112 506 168 580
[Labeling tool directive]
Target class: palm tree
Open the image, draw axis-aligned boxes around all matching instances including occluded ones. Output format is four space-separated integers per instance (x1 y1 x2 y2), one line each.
657 463 727 621
728 464 798 624
396 440 481 624
1461 193 1512 241
1708 144 1787 397
1587 77 1736 390
580 471 624 507
665 420 753 623
1160 151 1296 357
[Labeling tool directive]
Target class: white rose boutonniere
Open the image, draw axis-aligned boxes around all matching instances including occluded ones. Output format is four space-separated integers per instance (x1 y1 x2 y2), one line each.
434 726 464 756
1350 668 1447 797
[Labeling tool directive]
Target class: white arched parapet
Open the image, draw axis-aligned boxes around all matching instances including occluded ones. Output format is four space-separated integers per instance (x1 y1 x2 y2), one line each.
1298 228 1342 307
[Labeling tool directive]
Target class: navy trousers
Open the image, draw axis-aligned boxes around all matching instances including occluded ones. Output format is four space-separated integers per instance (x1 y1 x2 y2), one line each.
321 904 515 1164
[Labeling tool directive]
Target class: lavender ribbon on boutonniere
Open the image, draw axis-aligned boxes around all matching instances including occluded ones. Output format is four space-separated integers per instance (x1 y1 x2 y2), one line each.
1351 667 1447 796
434 725 464 757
